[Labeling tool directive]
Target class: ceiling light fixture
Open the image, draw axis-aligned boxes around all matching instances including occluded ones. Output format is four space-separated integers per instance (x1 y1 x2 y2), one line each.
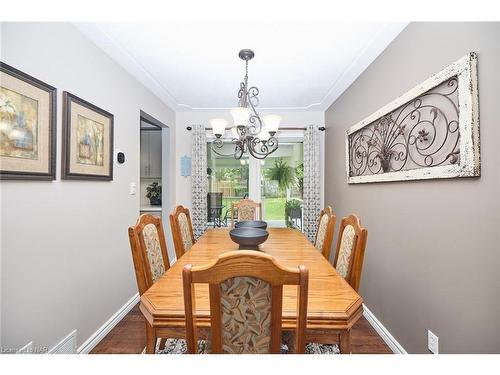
210 49 281 159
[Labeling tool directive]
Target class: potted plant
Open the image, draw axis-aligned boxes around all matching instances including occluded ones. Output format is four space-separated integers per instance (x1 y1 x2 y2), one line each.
285 199 302 228
146 182 162 206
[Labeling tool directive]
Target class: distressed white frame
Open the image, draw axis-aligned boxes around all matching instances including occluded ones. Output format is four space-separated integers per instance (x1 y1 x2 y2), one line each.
345 52 480 184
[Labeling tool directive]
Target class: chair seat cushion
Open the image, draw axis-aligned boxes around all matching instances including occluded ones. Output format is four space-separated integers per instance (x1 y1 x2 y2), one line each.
143 338 338 354
305 342 340 354
142 339 208 354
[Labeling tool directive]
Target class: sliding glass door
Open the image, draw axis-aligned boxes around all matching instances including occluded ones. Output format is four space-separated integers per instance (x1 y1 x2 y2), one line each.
206 135 304 229
260 141 303 228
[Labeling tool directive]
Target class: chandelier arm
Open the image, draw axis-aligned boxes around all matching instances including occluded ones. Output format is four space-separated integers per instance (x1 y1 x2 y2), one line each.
210 139 243 158
247 137 279 159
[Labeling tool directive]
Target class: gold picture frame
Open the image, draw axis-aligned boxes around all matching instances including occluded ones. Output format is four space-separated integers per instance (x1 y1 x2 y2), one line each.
0 62 57 180
62 91 114 180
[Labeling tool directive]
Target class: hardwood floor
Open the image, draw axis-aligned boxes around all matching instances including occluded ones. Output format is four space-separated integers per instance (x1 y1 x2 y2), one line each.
90 304 392 354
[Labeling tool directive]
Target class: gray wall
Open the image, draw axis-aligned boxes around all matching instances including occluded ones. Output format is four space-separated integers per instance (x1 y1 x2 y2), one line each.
325 22 500 353
0 23 176 351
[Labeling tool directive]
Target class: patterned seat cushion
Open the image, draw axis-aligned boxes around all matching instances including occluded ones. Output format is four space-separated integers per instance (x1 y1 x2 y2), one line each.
177 212 193 251
281 331 340 354
142 223 165 283
336 224 356 278
142 339 208 354
238 204 256 221
143 339 291 354
315 213 330 252
220 276 272 354
305 343 340 354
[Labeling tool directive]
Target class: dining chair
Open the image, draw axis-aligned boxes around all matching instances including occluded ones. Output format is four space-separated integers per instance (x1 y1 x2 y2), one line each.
332 214 368 293
284 214 368 354
128 214 183 352
169 205 196 260
230 198 262 227
183 250 309 354
314 206 336 261
207 192 223 227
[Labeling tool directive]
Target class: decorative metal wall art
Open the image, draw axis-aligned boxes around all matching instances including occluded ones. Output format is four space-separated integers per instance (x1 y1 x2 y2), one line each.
346 52 479 184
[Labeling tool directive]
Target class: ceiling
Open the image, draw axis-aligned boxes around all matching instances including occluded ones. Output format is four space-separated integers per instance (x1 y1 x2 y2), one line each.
76 22 407 111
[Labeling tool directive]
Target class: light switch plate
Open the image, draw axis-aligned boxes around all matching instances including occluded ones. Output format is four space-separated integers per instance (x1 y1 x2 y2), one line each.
428 330 439 354
129 182 137 195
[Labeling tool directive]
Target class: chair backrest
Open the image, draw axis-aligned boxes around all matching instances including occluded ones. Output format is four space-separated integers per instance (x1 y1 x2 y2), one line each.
169 205 196 260
230 198 262 226
332 214 368 293
207 192 223 206
207 192 223 221
128 214 171 295
183 250 309 354
314 206 336 261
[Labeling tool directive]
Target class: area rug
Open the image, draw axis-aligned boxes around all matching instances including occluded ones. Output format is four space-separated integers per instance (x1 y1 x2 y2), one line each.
141 339 339 354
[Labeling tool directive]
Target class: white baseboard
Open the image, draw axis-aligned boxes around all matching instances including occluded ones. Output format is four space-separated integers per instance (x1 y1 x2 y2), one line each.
363 304 407 354
77 293 140 354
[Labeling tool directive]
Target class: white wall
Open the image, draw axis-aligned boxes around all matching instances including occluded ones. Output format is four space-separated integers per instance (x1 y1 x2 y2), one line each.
0 23 176 351
175 110 325 209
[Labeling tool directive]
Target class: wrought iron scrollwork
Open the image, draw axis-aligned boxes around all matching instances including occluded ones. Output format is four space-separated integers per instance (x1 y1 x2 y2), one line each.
349 77 460 177
210 52 279 159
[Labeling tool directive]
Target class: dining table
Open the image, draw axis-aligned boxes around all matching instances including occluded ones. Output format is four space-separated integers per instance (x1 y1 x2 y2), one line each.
140 227 364 354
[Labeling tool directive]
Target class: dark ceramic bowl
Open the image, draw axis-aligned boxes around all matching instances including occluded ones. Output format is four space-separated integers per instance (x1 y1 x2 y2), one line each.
234 220 268 230
229 227 269 249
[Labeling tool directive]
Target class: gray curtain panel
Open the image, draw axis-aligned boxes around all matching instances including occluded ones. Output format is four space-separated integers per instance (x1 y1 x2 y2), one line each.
191 124 208 239
303 124 321 242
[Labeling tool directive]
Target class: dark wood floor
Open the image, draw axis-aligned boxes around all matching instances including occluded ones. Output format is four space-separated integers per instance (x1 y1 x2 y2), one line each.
90 304 392 354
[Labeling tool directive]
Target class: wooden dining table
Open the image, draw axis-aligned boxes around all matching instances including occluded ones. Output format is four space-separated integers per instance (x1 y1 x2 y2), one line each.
140 227 363 354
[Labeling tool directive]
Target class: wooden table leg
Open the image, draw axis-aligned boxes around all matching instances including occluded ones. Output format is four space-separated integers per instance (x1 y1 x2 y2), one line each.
145 322 156 354
339 329 351 354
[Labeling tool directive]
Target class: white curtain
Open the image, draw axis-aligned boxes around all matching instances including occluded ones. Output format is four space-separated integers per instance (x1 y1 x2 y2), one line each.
191 124 208 239
303 124 321 242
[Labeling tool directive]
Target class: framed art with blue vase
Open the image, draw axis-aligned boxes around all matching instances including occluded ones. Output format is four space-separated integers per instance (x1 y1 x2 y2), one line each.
0 62 57 180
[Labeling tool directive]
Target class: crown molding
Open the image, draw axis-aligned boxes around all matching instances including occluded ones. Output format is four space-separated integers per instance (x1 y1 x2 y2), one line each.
75 22 408 113
316 22 408 111
74 23 182 111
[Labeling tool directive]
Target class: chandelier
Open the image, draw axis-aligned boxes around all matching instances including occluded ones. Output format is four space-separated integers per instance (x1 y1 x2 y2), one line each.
209 49 281 160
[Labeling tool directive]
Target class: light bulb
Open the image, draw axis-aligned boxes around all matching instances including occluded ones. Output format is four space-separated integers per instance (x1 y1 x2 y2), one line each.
263 114 281 134
259 126 271 142
231 127 239 139
209 118 227 137
230 107 251 127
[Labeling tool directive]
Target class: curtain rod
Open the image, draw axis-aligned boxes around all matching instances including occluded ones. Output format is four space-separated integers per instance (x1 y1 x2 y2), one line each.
186 126 325 131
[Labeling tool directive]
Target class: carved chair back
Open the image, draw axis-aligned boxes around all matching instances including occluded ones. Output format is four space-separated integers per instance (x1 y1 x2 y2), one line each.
314 206 336 261
332 214 368 293
128 214 171 295
169 205 196 260
183 250 309 354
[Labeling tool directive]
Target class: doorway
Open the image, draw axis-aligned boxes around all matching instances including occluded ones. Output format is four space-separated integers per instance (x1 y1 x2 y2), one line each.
139 111 174 260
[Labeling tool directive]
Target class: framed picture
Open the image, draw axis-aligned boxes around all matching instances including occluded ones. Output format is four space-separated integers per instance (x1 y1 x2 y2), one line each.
345 52 480 184
62 92 114 180
0 62 57 180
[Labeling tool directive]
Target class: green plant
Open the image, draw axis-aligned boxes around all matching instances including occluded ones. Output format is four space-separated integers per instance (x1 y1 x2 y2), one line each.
285 199 303 228
264 158 295 197
146 182 162 200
